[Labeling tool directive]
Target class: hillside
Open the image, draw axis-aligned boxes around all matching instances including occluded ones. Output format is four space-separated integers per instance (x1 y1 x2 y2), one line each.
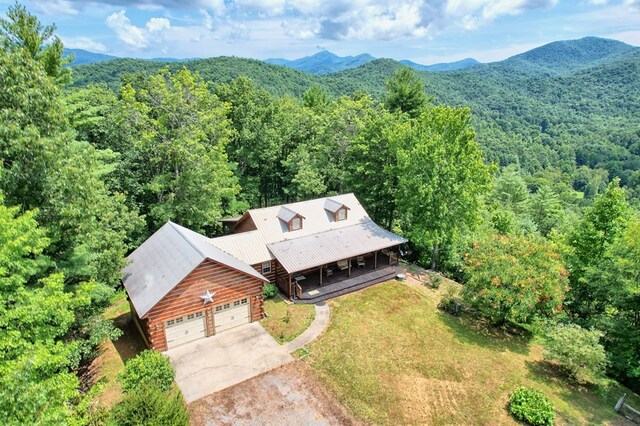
68 37 640 182
501 36 636 74
400 57 479 72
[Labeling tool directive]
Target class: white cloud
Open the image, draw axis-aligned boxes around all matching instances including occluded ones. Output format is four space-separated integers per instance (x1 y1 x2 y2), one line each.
588 0 608 5
147 17 171 32
32 0 78 16
200 9 215 30
106 10 148 48
623 0 640 9
61 36 108 52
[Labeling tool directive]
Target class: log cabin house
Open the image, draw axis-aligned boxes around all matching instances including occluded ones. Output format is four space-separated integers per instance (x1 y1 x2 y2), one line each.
122 193 406 350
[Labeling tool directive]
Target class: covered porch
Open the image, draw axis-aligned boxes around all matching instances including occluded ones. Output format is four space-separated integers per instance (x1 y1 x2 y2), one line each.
293 251 400 303
267 219 407 302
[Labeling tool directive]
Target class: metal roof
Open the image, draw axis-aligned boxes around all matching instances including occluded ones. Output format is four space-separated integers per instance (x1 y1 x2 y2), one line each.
323 198 348 213
122 221 267 318
208 193 369 265
267 218 408 273
277 206 299 223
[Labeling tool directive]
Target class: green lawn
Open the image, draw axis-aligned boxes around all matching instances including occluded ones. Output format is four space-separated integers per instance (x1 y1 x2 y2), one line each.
304 280 640 425
260 294 315 344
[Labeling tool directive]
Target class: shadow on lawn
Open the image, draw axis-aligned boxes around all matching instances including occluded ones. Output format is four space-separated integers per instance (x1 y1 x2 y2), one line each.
112 313 147 363
438 310 531 356
525 359 626 425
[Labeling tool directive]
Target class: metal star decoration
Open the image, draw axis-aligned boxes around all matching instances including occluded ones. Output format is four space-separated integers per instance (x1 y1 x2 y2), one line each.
200 289 215 305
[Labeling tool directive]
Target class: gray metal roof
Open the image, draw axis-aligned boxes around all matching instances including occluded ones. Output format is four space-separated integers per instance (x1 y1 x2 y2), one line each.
267 218 408 273
210 193 369 265
323 198 348 213
122 221 267 318
277 206 299 223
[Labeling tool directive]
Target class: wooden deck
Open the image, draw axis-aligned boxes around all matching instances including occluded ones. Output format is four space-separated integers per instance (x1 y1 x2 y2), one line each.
294 264 400 304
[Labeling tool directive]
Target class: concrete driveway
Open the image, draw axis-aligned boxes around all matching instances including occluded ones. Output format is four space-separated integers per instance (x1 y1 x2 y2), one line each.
165 322 293 403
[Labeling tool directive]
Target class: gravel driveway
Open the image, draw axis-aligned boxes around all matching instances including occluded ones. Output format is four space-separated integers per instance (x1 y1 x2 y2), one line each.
188 362 360 426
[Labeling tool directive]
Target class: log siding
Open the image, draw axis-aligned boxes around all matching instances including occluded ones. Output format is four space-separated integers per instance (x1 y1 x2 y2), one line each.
139 259 265 351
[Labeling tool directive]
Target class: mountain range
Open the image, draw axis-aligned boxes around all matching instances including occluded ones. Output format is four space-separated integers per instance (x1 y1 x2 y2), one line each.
68 36 640 187
65 47 479 75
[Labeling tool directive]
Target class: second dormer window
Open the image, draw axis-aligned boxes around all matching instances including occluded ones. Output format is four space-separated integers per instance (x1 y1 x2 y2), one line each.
337 208 347 221
291 217 302 231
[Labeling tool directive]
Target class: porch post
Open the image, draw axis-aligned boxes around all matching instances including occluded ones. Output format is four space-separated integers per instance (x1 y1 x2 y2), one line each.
348 258 351 277
288 274 292 299
319 265 323 286
374 251 378 270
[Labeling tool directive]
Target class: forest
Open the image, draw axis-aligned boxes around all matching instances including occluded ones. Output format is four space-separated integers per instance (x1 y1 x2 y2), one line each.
0 4 639 424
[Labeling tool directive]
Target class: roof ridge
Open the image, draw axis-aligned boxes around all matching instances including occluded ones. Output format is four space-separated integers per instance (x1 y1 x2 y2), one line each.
267 218 373 246
245 193 356 214
167 221 206 259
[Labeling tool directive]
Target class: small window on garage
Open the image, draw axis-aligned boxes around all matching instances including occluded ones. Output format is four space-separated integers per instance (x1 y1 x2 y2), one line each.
223 303 230 309
166 319 175 327
262 261 272 273
175 317 184 324
195 311 204 318
215 305 223 312
241 298 248 305
234 300 241 307
187 313 195 320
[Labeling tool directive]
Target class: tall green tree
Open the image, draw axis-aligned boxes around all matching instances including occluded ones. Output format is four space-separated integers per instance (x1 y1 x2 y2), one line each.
118 68 240 233
0 2 71 84
0 196 80 424
395 106 494 268
462 233 570 326
384 67 429 118
565 179 629 319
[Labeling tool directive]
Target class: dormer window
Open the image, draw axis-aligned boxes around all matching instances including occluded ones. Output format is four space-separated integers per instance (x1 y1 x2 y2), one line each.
278 206 305 232
324 198 350 222
291 217 302 231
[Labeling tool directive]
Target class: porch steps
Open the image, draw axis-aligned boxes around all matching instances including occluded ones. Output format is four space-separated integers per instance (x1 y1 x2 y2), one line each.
294 267 400 304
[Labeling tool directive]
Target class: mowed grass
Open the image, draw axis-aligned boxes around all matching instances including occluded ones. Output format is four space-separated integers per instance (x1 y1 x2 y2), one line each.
304 280 640 425
261 294 315 344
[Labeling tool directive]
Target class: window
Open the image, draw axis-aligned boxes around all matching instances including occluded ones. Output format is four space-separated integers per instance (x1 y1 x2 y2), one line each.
262 261 272 273
234 300 241 306
175 317 183 324
241 298 248 305
215 306 223 312
166 319 175 327
195 311 204 318
290 217 302 231
187 313 195 320
337 208 347 221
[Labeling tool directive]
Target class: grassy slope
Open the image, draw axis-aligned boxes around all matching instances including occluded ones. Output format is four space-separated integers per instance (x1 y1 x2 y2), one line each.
87 292 146 408
260 294 315 344
305 281 640 425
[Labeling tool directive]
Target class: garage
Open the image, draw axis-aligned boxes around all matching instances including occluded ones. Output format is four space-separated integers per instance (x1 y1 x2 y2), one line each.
215 298 250 333
165 311 206 349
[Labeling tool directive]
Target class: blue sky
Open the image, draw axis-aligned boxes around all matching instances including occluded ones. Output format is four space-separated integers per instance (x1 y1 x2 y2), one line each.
2 0 639 63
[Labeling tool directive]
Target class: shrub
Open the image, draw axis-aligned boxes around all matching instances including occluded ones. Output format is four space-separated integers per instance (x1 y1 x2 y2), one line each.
263 283 278 299
431 274 443 289
110 385 189 426
543 323 607 383
439 286 461 315
118 350 175 393
508 387 555 426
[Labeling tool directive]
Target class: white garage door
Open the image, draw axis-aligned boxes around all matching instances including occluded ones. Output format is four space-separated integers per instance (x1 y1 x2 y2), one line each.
214 298 250 333
165 311 205 349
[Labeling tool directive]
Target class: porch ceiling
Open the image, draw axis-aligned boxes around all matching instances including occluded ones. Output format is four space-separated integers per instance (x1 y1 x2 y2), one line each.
267 219 407 274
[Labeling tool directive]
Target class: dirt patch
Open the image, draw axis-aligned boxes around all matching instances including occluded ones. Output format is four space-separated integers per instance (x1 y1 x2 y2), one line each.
189 361 361 426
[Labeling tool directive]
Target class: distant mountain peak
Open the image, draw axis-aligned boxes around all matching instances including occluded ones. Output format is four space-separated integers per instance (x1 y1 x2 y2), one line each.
264 50 377 75
505 36 635 73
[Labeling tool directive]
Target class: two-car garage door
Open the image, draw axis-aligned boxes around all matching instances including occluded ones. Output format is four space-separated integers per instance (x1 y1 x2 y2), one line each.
165 298 251 349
